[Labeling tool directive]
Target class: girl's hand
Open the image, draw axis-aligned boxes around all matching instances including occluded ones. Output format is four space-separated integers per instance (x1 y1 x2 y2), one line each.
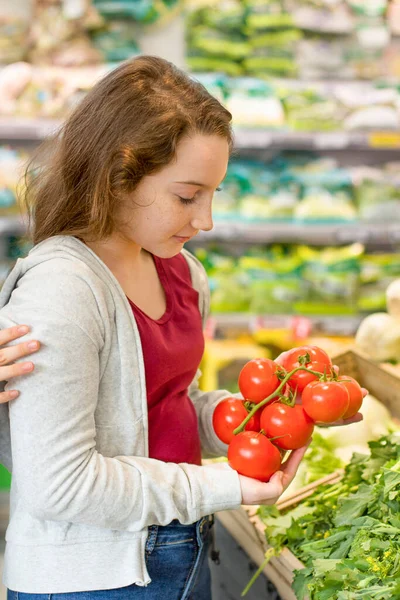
238 442 310 506
0 325 40 403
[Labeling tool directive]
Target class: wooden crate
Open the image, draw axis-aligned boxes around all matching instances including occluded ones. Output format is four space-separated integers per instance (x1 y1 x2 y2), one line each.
216 349 400 598
333 349 400 419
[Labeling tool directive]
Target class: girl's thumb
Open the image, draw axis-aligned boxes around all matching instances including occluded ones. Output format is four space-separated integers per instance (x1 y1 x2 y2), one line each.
270 470 284 486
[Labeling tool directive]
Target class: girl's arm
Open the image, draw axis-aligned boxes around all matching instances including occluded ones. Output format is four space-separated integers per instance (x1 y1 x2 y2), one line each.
0 269 242 532
188 370 240 458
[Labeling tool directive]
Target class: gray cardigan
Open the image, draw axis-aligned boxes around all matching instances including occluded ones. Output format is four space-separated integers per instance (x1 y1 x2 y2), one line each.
0 236 242 593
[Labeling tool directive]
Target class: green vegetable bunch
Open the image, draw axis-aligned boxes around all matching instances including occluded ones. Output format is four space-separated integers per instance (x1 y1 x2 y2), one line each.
258 434 400 600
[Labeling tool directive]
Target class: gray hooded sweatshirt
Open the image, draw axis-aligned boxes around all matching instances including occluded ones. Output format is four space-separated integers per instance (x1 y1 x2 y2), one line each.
0 236 242 593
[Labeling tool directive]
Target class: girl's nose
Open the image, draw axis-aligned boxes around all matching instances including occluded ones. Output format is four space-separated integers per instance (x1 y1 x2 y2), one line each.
191 203 213 232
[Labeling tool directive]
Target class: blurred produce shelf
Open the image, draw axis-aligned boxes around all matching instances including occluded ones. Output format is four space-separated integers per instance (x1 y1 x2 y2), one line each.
0 217 26 236
0 118 61 141
210 314 363 336
1 215 399 247
193 221 400 246
234 129 400 151
2 119 400 151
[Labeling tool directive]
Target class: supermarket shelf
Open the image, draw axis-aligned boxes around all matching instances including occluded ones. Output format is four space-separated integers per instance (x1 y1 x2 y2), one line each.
0 217 26 235
1 215 400 247
2 119 400 150
193 221 400 246
234 128 400 150
212 313 363 336
0 118 61 141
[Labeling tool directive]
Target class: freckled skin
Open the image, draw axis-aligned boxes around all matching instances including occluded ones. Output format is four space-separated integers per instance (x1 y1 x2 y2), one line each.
114 134 229 260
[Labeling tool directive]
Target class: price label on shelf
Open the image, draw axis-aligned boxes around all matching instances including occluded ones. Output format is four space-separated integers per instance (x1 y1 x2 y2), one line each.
204 317 217 340
290 317 312 341
368 132 400 148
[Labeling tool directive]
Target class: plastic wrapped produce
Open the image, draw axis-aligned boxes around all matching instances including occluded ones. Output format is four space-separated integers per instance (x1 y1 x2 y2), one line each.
294 188 357 222
244 0 300 77
0 148 27 215
226 78 285 128
93 0 181 23
29 0 102 66
239 254 305 314
359 254 400 312
239 189 296 221
0 16 29 64
388 0 400 34
346 0 388 18
91 22 140 61
279 87 342 132
297 37 353 79
0 62 33 115
186 0 247 75
296 244 362 315
287 0 354 34
352 166 400 223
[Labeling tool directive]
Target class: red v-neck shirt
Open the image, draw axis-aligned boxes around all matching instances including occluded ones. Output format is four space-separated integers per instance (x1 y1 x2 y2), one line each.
127 253 205 465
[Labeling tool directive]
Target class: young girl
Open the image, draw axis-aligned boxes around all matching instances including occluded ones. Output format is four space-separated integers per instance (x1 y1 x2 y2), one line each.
0 56 311 599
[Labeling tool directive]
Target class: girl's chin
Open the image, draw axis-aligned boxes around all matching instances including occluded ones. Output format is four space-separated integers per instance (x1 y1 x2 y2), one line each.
147 244 182 259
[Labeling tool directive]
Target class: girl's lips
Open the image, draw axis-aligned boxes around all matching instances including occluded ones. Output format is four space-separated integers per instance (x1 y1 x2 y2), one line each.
174 236 191 242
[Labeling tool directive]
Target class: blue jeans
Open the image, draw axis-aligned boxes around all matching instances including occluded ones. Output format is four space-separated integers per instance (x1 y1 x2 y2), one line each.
8 516 213 600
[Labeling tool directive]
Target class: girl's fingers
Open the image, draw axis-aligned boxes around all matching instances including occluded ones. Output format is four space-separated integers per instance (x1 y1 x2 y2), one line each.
317 412 363 427
281 442 311 482
0 340 40 367
361 388 369 398
0 390 19 404
274 351 289 367
264 471 284 499
342 412 363 425
0 361 34 381
0 325 30 346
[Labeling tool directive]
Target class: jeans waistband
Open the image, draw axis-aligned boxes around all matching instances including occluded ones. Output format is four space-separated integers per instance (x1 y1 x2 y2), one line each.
148 515 214 534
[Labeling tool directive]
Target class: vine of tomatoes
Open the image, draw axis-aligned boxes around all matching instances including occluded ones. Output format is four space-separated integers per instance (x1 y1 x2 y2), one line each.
212 345 364 482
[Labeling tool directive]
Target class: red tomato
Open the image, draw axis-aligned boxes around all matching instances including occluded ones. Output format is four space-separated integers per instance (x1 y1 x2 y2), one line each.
338 376 364 419
238 358 281 404
260 402 314 450
212 398 261 444
302 381 350 423
228 431 282 482
281 346 333 393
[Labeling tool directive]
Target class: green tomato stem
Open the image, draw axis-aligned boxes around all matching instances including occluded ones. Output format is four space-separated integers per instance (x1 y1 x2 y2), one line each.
233 366 323 436
241 547 275 597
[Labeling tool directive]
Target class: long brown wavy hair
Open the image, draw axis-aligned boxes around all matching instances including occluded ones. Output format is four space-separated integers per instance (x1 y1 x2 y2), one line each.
22 56 233 244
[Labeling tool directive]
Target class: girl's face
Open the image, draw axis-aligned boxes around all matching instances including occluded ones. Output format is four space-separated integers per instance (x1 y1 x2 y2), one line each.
117 134 229 258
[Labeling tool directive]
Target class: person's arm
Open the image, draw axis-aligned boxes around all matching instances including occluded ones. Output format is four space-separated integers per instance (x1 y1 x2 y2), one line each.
0 324 40 403
0 268 242 532
188 370 242 458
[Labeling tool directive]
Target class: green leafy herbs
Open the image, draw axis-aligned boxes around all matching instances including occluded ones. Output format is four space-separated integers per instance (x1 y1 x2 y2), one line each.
301 431 345 483
258 434 400 600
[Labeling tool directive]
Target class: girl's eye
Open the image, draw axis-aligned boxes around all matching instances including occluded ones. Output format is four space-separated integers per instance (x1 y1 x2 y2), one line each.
177 196 196 205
